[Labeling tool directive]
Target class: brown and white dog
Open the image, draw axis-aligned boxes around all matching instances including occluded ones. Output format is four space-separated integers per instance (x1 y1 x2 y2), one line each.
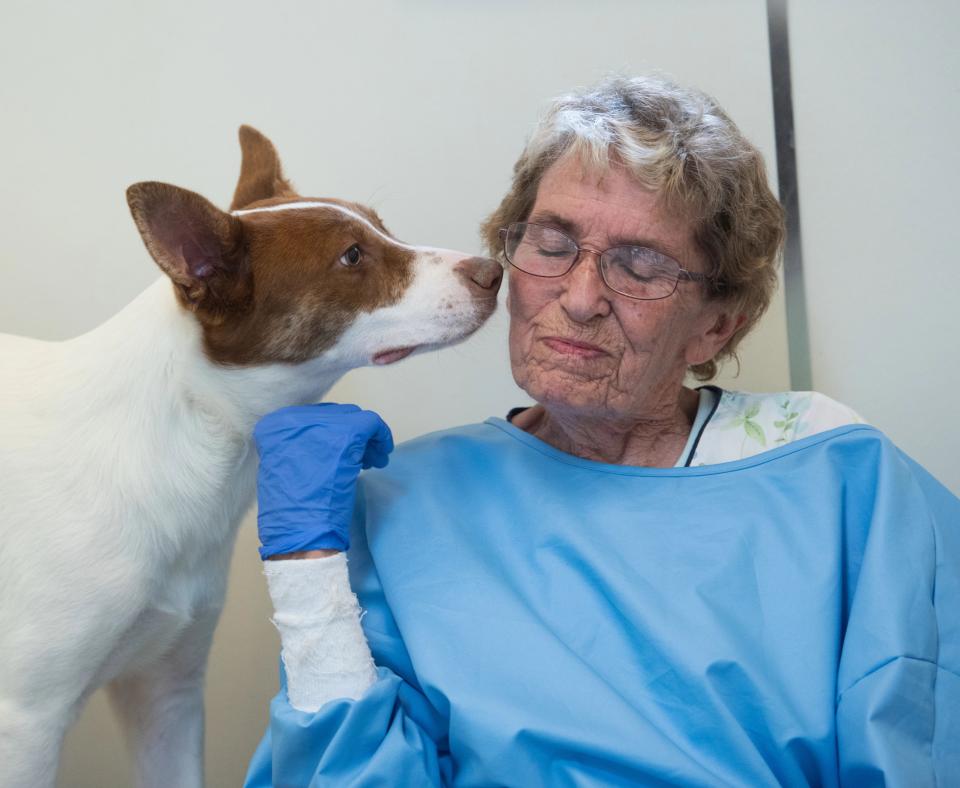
0 126 501 788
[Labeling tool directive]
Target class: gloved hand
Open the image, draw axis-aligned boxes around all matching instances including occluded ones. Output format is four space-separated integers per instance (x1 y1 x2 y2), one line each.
253 403 393 559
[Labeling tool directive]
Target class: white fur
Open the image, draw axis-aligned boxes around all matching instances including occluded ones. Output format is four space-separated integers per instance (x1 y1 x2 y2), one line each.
330 249 498 368
0 232 496 786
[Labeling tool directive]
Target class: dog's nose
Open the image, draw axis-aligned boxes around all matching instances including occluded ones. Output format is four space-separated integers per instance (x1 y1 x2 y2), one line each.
455 257 503 295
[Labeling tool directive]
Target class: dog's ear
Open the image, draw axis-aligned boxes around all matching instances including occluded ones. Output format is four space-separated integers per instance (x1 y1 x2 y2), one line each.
229 125 299 211
127 182 247 312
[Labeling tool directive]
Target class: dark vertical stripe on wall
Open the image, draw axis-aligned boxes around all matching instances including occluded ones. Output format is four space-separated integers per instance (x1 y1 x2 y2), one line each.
767 0 813 390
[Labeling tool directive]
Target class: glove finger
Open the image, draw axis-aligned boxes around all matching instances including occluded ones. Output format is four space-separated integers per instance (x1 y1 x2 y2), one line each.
254 403 362 447
360 416 394 469
256 402 360 429
312 402 362 414
361 444 391 469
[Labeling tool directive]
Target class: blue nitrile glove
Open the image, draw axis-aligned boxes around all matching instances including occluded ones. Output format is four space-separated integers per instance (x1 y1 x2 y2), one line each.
253 403 393 559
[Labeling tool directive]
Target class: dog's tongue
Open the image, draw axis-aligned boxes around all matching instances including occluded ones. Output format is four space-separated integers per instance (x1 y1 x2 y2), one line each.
373 347 416 365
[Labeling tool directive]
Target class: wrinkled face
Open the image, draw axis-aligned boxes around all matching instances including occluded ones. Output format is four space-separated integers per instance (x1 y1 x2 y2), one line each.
507 155 732 422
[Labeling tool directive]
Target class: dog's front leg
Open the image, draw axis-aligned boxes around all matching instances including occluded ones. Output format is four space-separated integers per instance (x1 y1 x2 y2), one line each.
0 697 77 788
107 610 221 788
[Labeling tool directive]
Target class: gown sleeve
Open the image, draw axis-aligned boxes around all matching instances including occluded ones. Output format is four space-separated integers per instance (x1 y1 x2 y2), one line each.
244 480 452 787
835 444 960 785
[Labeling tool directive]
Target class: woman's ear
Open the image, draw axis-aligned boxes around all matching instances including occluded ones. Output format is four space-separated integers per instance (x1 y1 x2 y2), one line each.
684 308 747 366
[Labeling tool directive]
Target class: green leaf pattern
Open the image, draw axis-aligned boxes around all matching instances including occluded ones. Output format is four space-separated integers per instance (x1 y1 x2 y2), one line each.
772 393 811 445
691 389 861 466
716 393 771 453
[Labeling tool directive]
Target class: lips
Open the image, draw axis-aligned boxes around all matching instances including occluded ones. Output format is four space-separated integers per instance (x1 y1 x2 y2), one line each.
541 336 607 358
372 346 417 365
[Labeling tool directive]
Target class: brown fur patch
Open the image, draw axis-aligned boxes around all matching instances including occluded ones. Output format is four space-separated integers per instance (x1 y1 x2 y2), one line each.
131 128 419 367
201 203 415 365
229 126 299 210
127 182 252 322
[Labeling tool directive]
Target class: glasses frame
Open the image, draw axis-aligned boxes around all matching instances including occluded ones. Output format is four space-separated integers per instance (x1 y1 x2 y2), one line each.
499 222 711 301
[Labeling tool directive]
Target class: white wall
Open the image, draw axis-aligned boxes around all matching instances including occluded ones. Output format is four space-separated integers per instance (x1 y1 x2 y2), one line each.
790 0 959 493
0 1 787 786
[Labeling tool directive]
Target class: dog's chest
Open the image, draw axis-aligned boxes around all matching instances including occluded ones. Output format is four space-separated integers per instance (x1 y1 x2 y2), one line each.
97 554 233 683
92 431 258 686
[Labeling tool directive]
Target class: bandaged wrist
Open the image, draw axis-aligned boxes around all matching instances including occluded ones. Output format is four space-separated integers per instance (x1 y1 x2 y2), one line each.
263 553 376 711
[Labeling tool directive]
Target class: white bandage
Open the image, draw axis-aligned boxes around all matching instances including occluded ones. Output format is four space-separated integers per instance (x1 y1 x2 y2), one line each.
263 553 377 711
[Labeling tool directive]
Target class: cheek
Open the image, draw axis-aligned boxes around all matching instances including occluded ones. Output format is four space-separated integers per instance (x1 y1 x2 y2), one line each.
506 274 550 352
507 275 542 373
611 300 700 369
507 271 554 322
612 301 670 344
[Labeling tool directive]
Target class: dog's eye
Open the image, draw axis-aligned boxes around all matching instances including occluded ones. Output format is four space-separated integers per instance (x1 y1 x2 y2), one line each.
339 245 363 267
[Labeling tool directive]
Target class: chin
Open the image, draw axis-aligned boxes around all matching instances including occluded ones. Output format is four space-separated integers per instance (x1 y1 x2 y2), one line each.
517 372 607 416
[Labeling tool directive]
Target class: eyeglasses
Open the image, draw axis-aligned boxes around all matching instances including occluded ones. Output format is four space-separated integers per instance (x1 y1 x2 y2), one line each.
499 222 710 301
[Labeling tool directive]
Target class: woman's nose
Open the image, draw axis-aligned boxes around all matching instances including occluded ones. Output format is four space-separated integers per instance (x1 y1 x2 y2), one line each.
558 250 612 322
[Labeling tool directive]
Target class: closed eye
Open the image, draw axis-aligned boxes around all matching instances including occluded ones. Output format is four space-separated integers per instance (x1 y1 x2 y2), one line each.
607 247 677 279
535 246 571 258
618 262 675 282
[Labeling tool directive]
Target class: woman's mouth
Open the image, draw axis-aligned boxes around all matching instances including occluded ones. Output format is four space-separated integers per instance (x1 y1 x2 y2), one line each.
541 337 607 358
373 346 418 365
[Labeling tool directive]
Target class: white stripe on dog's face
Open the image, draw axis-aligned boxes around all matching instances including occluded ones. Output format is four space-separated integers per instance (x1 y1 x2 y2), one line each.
208 199 500 368
233 201 475 273
234 201 484 273
234 201 418 251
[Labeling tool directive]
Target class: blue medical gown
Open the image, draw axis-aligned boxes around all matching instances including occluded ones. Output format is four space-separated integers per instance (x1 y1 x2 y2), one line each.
245 420 960 787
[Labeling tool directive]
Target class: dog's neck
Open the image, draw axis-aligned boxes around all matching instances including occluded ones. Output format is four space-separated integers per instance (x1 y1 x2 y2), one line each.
73 278 346 437
51 278 349 552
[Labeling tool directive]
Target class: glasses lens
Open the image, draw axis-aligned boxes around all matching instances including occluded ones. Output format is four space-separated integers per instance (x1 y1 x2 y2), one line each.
504 223 576 276
601 246 681 300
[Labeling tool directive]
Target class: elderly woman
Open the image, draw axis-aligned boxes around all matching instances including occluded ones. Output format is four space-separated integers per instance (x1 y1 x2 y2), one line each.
244 76 959 786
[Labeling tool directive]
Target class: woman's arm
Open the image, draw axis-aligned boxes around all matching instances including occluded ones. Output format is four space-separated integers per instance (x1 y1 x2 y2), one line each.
246 540 451 787
246 404 450 786
835 449 960 784
263 553 376 709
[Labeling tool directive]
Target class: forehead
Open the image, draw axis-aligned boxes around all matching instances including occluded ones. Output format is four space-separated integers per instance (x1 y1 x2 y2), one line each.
531 156 694 255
